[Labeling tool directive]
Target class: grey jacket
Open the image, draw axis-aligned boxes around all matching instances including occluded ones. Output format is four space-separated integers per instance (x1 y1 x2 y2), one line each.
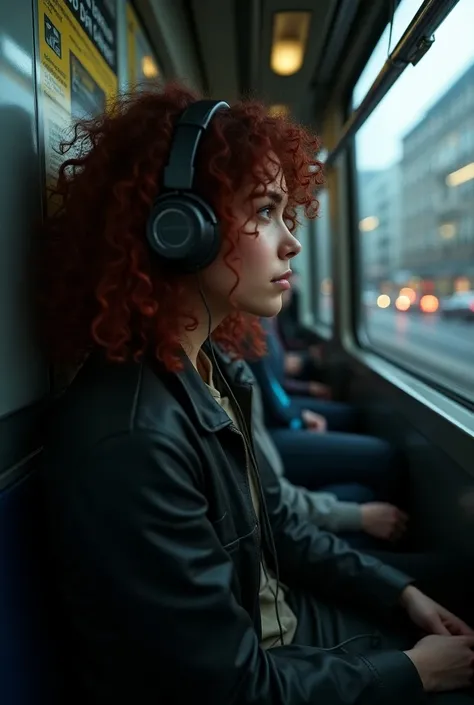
252 381 363 533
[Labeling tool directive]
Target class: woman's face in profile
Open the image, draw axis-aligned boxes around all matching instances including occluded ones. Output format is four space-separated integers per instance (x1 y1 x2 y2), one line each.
199 159 301 321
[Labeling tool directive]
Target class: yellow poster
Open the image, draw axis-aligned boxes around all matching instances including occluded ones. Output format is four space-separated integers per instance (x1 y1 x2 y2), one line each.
36 0 118 193
126 2 159 89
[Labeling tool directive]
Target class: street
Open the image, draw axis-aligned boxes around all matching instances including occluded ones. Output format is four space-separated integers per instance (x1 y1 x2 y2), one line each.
364 308 474 397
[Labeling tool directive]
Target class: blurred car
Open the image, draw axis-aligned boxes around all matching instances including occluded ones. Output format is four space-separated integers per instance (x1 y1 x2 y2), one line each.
440 290 474 321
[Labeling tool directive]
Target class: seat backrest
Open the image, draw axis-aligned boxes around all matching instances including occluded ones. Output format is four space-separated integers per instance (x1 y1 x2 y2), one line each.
0 452 60 704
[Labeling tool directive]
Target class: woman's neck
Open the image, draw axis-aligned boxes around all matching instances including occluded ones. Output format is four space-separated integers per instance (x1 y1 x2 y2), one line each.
179 318 221 370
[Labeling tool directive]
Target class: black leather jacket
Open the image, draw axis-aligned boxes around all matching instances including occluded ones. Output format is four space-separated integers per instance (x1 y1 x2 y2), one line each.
43 345 424 705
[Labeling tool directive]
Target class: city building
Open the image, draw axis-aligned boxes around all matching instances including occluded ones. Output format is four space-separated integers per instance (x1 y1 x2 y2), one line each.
357 164 402 287
400 61 474 295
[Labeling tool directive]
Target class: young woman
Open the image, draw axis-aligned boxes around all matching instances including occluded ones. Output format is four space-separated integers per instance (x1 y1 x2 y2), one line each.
39 83 474 704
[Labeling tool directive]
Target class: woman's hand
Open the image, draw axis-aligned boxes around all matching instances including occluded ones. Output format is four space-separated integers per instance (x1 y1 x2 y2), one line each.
400 585 474 637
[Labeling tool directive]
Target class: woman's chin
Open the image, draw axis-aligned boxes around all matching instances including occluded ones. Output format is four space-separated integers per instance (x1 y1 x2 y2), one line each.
242 296 283 319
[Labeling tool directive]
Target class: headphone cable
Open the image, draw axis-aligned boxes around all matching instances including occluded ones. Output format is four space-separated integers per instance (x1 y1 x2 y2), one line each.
197 279 285 647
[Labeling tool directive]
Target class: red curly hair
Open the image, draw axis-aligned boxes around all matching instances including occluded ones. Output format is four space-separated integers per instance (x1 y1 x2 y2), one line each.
39 82 324 372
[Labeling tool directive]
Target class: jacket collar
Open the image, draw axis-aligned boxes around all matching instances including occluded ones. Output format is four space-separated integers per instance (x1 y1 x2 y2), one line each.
156 341 255 433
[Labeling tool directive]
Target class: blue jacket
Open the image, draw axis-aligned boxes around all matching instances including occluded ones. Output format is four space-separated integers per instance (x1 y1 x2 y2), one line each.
247 318 303 430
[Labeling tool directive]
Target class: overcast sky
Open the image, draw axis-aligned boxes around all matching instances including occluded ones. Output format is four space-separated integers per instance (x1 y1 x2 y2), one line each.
353 0 474 170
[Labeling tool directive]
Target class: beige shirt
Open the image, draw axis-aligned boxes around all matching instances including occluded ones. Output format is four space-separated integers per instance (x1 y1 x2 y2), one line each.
198 351 297 650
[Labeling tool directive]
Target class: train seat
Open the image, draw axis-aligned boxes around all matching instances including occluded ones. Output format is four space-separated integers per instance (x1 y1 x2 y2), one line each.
0 453 60 704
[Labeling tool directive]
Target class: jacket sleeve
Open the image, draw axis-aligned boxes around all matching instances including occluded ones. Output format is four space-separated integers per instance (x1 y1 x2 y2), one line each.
71 430 424 705
283 377 313 396
251 378 362 533
279 475 363 532
257 451 415 612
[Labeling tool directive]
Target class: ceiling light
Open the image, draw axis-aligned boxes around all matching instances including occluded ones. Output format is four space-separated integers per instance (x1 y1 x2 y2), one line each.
270 11 311 77
271 39 303 76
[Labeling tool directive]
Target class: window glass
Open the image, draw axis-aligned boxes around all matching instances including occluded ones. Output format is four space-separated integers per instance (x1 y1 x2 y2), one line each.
353 0 474 399
313 189 333 327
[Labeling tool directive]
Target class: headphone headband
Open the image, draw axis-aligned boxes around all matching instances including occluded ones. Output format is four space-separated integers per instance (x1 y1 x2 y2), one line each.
163 99 230 192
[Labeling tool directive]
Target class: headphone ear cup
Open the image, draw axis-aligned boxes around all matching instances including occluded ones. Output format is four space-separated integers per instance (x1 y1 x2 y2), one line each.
147 193 220 273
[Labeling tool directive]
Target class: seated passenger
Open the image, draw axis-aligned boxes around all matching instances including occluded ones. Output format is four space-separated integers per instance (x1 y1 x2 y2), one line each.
277 272 326 382
275 271 306 348
39 85 474 704
248 341 403 504
261 314 332 402
250 370 408 549
247 334 358 432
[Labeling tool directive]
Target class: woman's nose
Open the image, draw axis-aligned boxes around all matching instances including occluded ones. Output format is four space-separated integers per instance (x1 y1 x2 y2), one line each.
283 232 302 259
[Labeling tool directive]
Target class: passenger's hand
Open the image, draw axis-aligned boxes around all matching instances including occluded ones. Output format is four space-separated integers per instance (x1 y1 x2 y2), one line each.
285 353 304 376
400 585 474 637
308 381 332 399
360 502 408 541
301 409 327 433
404 634 474 692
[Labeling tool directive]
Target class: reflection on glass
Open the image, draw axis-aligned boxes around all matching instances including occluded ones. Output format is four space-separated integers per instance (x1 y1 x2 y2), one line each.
126 2 160 90
354 0 474 398
135 35 159 85
141 55 158 79
313 189 333 326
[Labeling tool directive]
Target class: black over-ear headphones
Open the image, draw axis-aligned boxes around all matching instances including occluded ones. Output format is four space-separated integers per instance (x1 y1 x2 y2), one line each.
146 99 230 273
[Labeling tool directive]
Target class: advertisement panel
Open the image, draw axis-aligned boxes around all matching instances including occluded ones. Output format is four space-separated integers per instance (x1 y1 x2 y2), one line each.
37 0 118 193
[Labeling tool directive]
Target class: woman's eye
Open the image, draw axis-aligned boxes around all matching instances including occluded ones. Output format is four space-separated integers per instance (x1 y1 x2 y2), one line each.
258 204 275 220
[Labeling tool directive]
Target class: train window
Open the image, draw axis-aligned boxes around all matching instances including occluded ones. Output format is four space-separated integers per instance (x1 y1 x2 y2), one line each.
353 0 474 400
313 189 333 328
